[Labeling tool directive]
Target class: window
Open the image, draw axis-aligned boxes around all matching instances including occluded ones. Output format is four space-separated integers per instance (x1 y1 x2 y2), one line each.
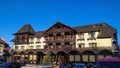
36 38 40 44
56 33 61 36
22 36 25 42
78 33 84 39
56 42 61 48
36 45 41 49
0 48 2 52
51 46 53 48
21 46 25 49
91 32 95 38
88 32 96 40
0 44 3 47
49 34 53 37
15 46 19 50
56 25 61 29
65 42 70 45
30 37 34 42
48 43 53 48
29 46 34 49
43 41 45 43
89 32 95 38
29 37 34 44
49 43 53 46
37 38 40 42
89 43 97 49
65 31 70 35
56 42 61 45
78 43 85 48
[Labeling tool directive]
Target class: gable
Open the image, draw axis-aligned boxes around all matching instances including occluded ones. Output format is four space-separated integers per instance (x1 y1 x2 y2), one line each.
45 22 76 34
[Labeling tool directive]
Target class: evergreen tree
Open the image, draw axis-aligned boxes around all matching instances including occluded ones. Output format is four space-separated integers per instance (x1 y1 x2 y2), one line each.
42 50 52 65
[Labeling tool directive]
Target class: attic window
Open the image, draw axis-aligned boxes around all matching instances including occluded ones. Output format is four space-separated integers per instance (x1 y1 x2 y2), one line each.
56 25 61 29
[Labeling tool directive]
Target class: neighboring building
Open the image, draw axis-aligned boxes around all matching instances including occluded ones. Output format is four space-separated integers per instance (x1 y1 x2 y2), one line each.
11 22 118 65
0 37 10 62
0 39 4 56
74 23 117 48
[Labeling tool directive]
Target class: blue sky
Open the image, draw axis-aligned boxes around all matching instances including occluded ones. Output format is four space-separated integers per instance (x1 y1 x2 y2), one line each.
0 0 120 47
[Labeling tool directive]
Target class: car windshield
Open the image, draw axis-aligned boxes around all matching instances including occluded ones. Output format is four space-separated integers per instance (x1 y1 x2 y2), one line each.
98 62 120 68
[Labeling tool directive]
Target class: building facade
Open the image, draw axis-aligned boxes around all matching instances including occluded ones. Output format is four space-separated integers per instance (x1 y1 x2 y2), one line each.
0 37 10 62
11 22 118 65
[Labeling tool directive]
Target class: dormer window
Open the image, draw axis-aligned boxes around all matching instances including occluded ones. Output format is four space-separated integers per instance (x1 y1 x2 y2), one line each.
56 24 61 29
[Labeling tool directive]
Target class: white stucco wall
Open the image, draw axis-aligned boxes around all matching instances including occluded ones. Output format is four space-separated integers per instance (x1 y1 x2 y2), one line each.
13 37 46 50
76 32 112 48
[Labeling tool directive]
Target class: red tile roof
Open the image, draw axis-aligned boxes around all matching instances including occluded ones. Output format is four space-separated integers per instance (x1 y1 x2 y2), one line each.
0 39 6 44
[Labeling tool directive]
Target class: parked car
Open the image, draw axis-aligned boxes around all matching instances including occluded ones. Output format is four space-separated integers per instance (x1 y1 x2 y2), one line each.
39 66 52 68
91 65 96 68
74 63 86 68
0 62 22 68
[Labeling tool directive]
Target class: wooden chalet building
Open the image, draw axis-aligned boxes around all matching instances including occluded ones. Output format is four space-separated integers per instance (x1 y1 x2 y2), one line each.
11 22 118 65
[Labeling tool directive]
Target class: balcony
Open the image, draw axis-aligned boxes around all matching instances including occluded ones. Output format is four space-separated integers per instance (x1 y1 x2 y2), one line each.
77 38 85 41
29 42 34 44
87 38 96 40
35 42 41 44
14 49 25 52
